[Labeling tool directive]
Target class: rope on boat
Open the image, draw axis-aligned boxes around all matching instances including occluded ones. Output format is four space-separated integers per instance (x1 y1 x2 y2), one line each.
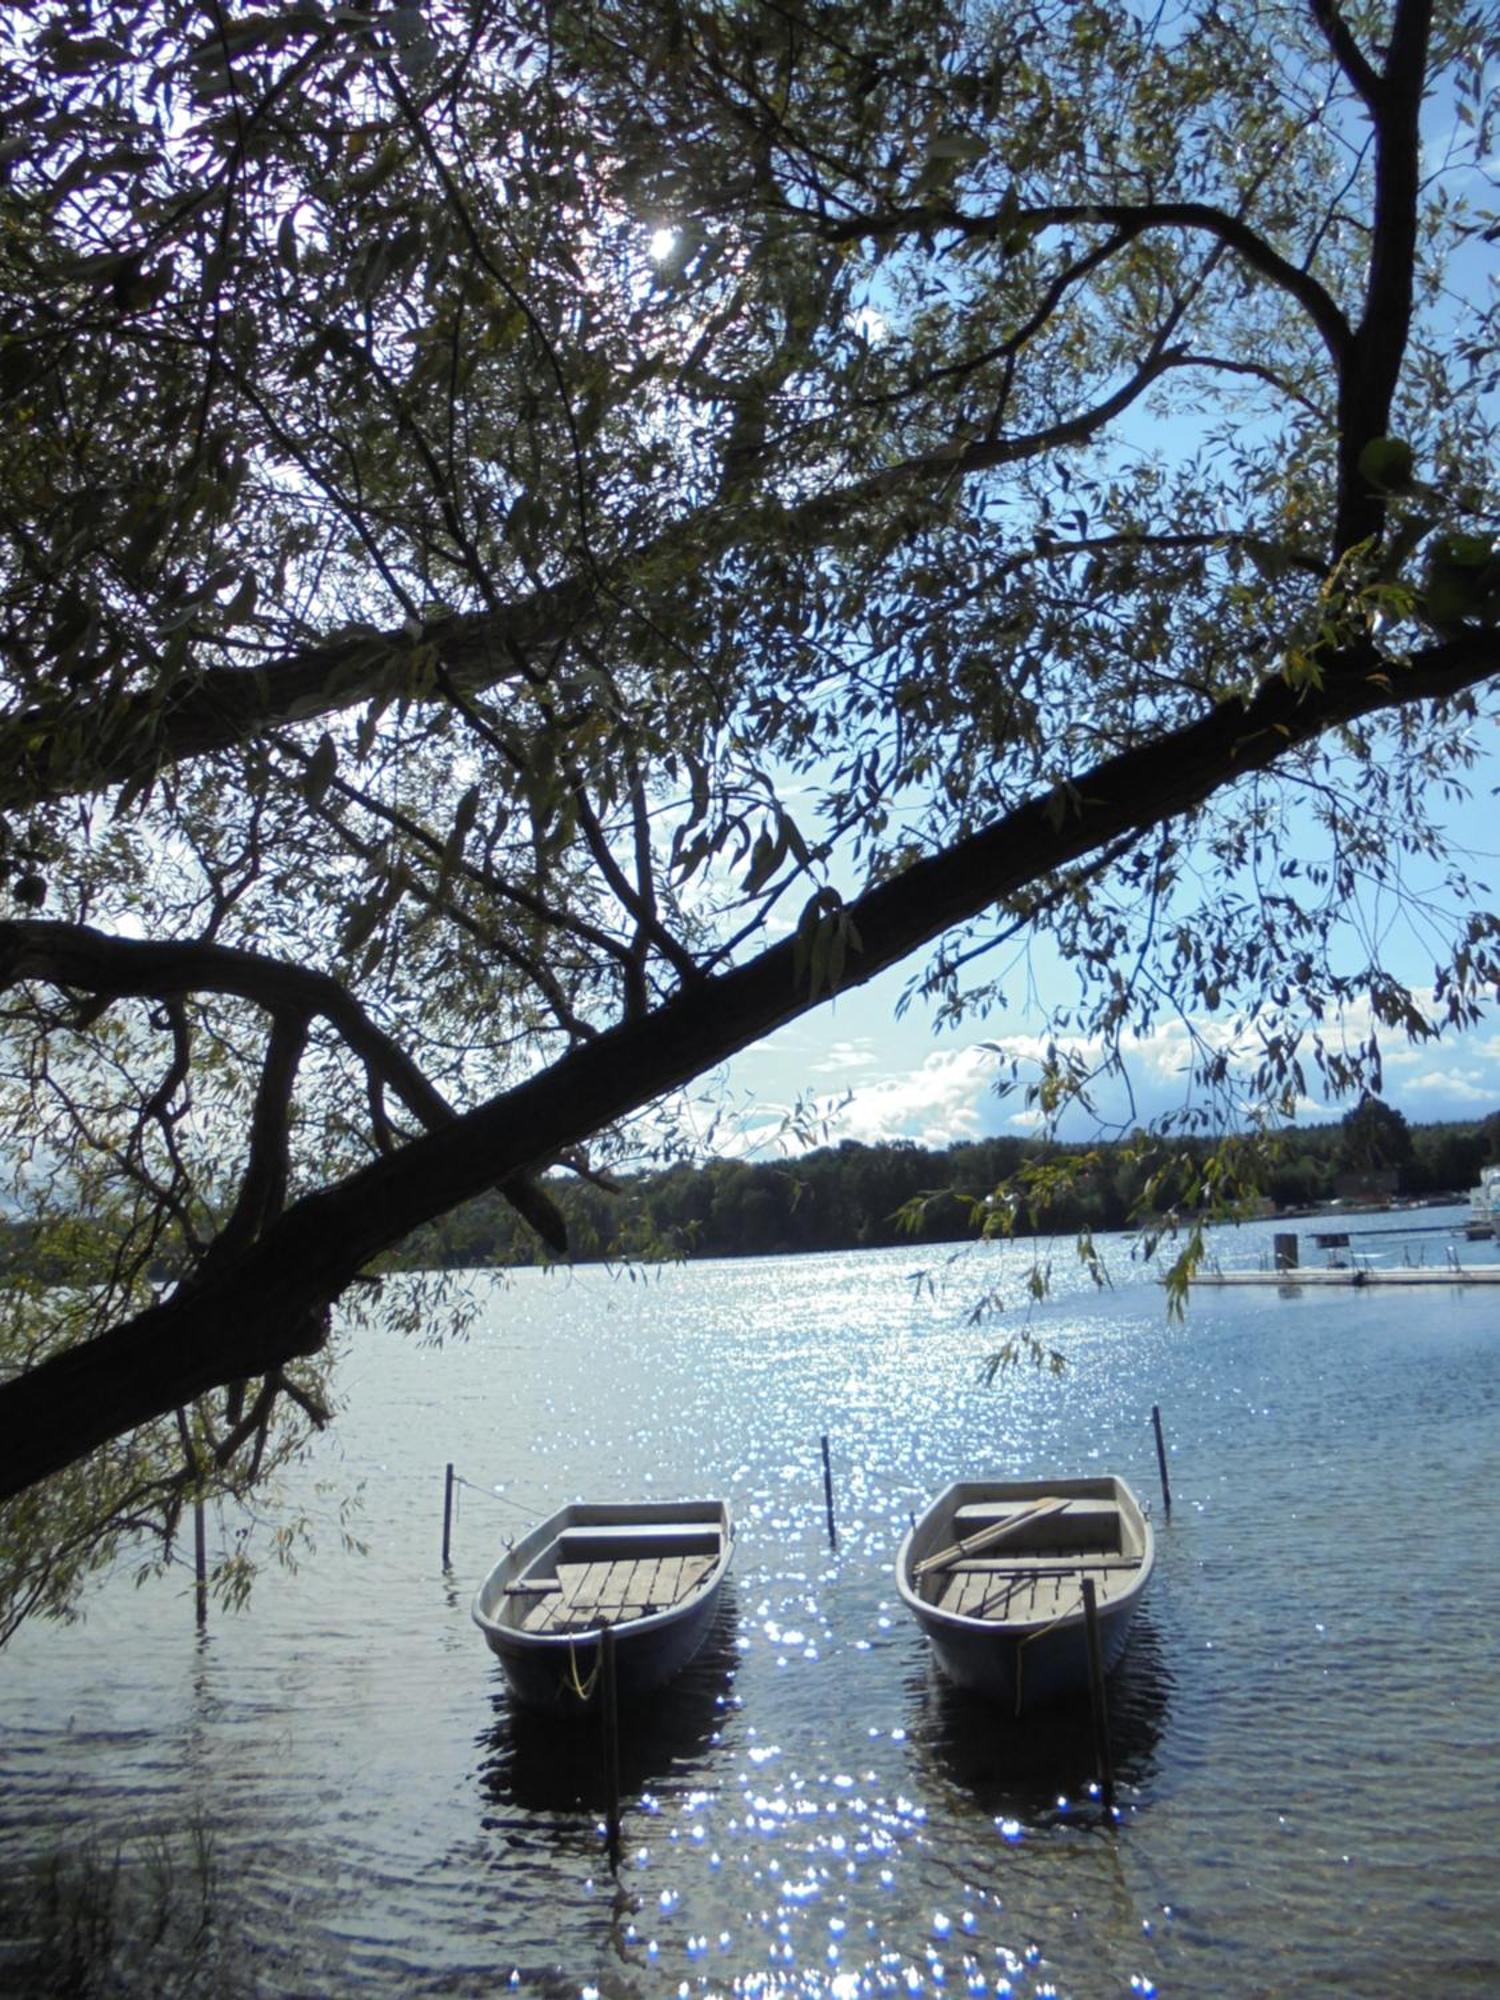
565 1632 603 1704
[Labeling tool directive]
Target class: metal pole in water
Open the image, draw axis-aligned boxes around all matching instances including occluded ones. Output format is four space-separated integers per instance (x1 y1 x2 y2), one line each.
1080 1578 1115 1813
820 1434 837 1548
193 1498 208 1628
600 1625 622 1874
1151 1404 1172 1517
442 1462 455 1567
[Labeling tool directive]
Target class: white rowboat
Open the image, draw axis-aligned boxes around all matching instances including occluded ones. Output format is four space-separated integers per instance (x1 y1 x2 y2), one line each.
472 1497 733 1714
896 1475 1154 1711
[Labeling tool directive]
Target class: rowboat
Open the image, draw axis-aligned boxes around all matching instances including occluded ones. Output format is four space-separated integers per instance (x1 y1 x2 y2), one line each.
472 1497 733 1713
896 1475 1154 1711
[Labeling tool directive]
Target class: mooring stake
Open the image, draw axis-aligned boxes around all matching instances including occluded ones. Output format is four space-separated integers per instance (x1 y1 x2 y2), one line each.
1151 1404 1172 1517
193 1498 208 1629
442 1461 456 1567
600 1624 622 1874
820 1433 837 1548
1080 1577 1115 1814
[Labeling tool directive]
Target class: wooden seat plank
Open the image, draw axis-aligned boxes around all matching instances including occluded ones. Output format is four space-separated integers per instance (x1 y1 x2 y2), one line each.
597 1560 634 1612
914 1496 1072 1578
952 1496 1118 1529
678 1555 713 1595
521 1592 562 1632
558 1560 610 1613
972 1575 1021 1620
508 1546 722 1634
555 1522 720 1548
618 1559 653 1615
945 1551 1141 1574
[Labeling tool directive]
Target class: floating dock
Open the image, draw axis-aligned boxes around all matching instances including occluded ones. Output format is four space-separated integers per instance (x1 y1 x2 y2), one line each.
1186 1221 1500 1286
1192 1265 1500 1287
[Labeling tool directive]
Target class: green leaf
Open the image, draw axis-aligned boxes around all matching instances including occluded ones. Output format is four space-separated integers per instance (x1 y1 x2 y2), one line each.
437 785 480 884
1245 538 1295 582
224 573 259 623
1357 436 1415 494
452 784 481 840
1432 532 1494 570
743 827 784 896
44 34 123 73
340 890 384 958
925 132 988 162
303 733 338 806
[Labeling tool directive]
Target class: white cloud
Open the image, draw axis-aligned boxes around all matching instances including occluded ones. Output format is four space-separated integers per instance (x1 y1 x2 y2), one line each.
812 1039 880 1075
701 970 1500 1164
832 1048 997 1146
746 1045 1003 1153
974 988 1500 1129
1402 1070 1497 1105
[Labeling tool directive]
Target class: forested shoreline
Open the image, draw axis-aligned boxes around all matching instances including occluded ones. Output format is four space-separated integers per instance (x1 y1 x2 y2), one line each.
3 1103 1491 1287
391 1105 1499 1270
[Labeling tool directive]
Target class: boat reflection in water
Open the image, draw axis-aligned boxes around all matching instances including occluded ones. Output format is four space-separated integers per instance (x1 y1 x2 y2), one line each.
475 1591 740 1829
904 1610 1173 1830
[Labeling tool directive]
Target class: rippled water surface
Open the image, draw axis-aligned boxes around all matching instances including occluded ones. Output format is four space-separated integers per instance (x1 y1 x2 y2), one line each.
4 1212 1500 1996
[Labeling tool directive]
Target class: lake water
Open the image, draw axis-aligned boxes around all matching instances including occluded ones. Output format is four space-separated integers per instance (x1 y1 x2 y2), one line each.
2 1210 1499 1996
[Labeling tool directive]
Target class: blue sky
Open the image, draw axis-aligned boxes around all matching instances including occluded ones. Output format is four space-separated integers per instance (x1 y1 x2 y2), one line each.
717 963 1500 1157
697 753 1500 1159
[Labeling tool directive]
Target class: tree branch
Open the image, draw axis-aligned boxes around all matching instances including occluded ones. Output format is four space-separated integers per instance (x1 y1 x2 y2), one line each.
1308 0 1383 110
825 198 1355 368
1333 0 1430 551
198 1009 309 1273
0 921 455 1132
807 339 1189 517
3 627 1494 1497
0 309 1288 817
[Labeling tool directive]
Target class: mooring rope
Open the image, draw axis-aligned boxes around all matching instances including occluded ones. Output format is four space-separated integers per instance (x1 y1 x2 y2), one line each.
565 1632 603 1703
451 1471 548 1516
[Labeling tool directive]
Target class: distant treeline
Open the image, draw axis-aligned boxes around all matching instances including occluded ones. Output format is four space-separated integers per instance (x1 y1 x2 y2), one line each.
4 1105 1492 1284
392 1103 1500 1270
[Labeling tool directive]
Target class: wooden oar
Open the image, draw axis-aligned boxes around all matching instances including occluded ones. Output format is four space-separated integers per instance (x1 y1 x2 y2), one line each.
913 1495 1071 1578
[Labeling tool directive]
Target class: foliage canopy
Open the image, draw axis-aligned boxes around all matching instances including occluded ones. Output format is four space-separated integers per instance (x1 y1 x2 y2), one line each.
1 0 1497 1628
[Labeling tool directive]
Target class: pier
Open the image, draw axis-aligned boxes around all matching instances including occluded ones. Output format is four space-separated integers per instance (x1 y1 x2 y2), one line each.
1191 1265 1500 1287
1188 1218 1500 1287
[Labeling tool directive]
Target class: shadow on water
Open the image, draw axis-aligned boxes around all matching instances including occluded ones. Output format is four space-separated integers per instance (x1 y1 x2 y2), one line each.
475 1595 740 1829
905 1612 1174 1829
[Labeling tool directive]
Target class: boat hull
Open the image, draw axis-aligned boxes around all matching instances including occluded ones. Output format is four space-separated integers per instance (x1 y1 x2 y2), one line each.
897 1475 1153 1711
908 1581 1137 1707
485 1580 726 1712
472 1498 733 1716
